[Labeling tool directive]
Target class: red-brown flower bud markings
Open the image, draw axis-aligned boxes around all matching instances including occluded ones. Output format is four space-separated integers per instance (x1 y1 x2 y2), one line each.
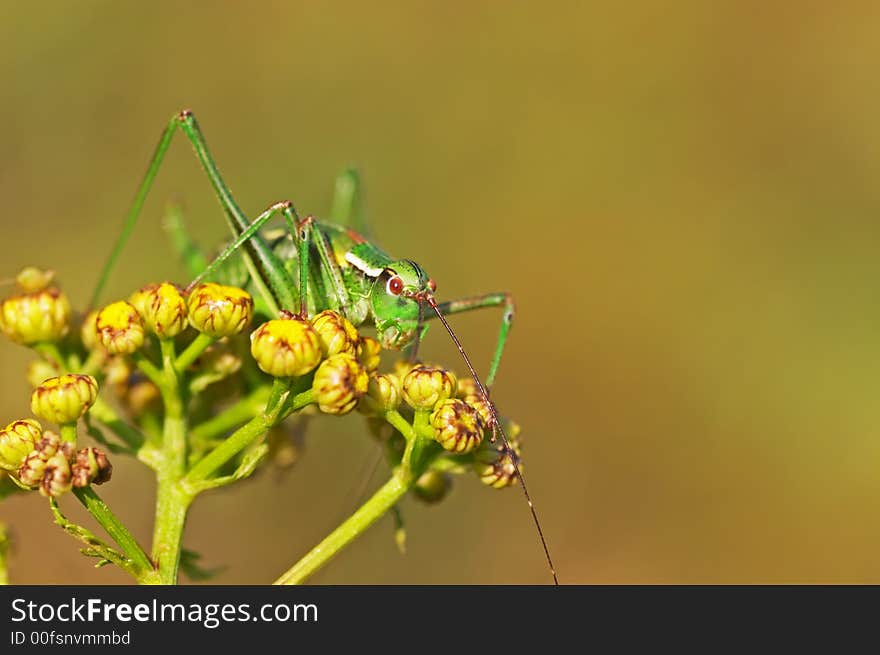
0 419 42 471
0 287 71 345
130 282 188 339
313 354 369 415
402 366 457 412
188 283 254 338
430 399 483 454
250 317 323 378
31 374 99 425
95 301 145 355
72 447 113 487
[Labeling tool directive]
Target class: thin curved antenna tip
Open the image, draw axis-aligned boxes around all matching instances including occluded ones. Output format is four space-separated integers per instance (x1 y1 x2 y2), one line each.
422 294 559 585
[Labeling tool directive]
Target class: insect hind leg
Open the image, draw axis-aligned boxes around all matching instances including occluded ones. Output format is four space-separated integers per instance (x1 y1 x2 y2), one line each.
92 109 295 314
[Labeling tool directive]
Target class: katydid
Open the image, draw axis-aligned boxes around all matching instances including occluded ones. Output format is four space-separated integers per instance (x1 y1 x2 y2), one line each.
91 109 558 584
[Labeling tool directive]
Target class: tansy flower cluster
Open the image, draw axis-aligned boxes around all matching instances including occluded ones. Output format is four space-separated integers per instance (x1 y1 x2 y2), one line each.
0 266 524 582
1 269 522 496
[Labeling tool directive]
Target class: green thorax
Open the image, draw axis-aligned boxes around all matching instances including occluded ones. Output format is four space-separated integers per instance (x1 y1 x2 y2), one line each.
260 221 433 350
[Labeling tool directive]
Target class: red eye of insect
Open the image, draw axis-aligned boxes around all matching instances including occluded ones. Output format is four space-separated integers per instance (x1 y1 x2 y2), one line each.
387 275 404 296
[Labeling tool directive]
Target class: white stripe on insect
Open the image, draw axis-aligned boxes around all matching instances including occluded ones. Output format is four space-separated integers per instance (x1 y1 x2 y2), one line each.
344 252 384 277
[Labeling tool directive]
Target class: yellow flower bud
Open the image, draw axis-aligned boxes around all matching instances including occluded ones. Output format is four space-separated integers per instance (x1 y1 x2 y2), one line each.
39 451 72 498
456 377 481 402
401 366 457 411
72 447 112 487
0 287 70 345
17 451 47 488
0 419 42 471
249 317 322 378
187 283 253 338
356 336 382 375
266 425 305 471
80 310 100 350
358 373 401 415
201 347 243 377
312 353 369 415
466 397 493 430
26 359 57 388
15 267 55 293
31 374 98 424
473 441 521 489
103 356 132 389
391 359 416 382
473 421 522 488
130 282 188 339
123 379 161 417
311 310 359 357
17 432 72 488
412 470 452 504
95 301 145 354
430 398 483 454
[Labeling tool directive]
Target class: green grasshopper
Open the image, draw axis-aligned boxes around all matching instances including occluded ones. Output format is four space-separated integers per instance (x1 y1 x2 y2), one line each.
90 109 557 584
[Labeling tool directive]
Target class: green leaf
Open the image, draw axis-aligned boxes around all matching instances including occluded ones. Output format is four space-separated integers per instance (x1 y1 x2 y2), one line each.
179 549 225 581
48 498 136 576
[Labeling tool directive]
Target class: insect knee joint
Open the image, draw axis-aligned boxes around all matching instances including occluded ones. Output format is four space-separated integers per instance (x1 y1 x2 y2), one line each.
270 200 295 211
296 214 316 234
503 293 516 325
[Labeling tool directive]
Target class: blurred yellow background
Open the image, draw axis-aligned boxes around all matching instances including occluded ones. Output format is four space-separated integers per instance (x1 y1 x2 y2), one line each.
2 1 880 584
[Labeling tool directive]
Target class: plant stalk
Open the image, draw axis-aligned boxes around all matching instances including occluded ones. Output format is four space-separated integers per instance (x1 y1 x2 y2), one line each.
72 486 154 579
185 380 310 485
273 471 413 585
148 339 190 584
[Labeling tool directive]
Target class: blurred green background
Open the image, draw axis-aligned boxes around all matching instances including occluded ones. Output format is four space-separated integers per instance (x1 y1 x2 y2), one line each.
2 1 880 584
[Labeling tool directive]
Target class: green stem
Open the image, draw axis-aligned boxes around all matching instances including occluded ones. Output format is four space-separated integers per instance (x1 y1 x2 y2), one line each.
190 386 272 443
60 423 77 445
409 411 435 470
273 471 413 585
34 342 67 371
149 481 191 585
273 409 435 584
401 430 417 470
0 522 9 585
184 381 311 486
72 487 153 578
184 415 270 485
385 410 417 441
148 339 190 584
139 411 162 443
279 388 314 421
89 398 146 449
175 333 216 374
412 410 433 439
133 353 164 389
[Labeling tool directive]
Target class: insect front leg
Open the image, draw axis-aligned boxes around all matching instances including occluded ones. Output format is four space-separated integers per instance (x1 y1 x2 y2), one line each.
430 292 515 388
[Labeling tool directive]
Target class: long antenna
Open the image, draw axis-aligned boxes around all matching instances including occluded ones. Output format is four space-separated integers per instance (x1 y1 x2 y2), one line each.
408 298 425 364
423 294 559 585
